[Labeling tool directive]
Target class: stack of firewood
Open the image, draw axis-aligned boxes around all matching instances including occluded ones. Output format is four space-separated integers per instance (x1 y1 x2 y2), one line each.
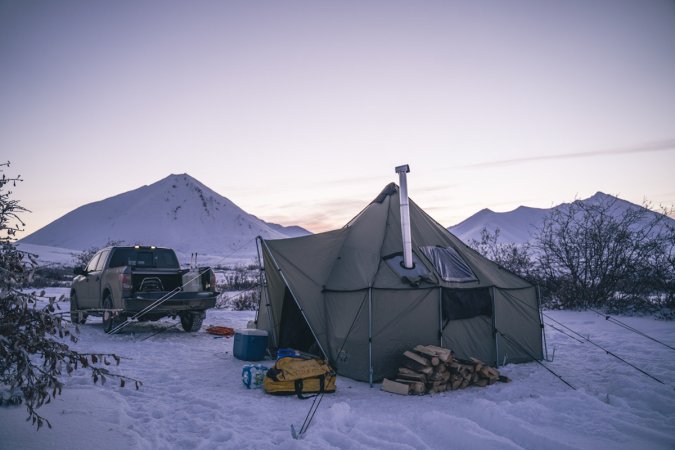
381 345 510 395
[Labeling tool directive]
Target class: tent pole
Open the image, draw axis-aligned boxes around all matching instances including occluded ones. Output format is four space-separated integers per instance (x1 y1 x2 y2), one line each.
254 236 263 325
491 287 499 368
259 238 329 360
438 287 443 347
256 236 278 348
537 284 548 361
368 287 373 388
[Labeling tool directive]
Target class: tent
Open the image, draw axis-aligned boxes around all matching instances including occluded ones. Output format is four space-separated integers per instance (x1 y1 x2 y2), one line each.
255 183 544 383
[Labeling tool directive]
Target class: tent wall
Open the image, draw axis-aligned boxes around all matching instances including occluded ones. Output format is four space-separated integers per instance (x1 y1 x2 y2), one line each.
371 289 439 381
442 315 496 364
261 230 348 358
256 247 286 348
493 287 543 363
324 291 370 381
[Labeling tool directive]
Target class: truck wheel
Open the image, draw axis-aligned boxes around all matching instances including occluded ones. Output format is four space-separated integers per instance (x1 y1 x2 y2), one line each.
102 294 124 334
70 292 87 325
179 311 205 332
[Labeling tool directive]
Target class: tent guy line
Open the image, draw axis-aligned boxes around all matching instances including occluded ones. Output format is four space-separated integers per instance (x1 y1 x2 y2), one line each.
589 309 675 352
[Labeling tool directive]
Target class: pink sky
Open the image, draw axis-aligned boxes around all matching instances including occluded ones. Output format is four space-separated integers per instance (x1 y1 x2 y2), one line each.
2 0 674 237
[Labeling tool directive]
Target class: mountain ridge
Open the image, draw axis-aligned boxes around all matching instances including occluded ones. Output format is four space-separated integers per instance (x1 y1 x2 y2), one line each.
448 191 674 244
19 173 310 263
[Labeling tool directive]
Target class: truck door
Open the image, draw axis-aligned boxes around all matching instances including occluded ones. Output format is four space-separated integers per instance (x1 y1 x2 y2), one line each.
78 252 102 308
81 249 110 308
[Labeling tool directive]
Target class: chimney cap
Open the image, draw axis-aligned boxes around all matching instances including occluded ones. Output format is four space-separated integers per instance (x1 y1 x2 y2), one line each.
395 164 410 174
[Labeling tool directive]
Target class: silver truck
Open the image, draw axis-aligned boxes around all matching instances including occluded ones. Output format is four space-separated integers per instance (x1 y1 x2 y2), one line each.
70 245 218 333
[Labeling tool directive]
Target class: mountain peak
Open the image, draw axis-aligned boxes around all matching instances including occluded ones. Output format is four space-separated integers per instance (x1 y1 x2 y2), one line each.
588 191 617 201
20 174 310 262
449 192 673 245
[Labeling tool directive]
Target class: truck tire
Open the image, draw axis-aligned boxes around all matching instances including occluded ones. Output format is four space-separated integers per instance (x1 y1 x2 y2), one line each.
102 294 124 334
180 311 205 332
70 292 87 324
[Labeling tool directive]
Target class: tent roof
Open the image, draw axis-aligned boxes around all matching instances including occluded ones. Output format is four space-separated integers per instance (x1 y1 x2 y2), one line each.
264 183 531 292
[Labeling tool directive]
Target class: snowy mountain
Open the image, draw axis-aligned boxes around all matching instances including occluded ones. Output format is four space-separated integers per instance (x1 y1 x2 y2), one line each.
449 192 674 244
19 174 310 264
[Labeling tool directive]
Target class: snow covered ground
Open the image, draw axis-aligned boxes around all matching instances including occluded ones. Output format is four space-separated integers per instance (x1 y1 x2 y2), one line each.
16 243 81 266
2 288 674 449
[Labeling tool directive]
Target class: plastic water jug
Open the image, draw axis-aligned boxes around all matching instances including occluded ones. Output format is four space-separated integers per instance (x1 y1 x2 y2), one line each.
241 364 268 389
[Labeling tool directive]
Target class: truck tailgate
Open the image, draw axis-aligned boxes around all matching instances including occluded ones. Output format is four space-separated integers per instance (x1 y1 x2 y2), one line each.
124 291 217 313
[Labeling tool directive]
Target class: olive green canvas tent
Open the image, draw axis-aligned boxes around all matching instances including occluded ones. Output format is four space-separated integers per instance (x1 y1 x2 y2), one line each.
255 183 544 383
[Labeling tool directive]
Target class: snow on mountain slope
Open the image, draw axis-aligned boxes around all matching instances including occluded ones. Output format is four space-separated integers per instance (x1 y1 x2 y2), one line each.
19 174 309 264
15 243 81 266
449 192 674 245
449 206 551 244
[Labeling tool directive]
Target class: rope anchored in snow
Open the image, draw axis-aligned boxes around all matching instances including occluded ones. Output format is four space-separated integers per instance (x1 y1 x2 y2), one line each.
589 308 675 352
499 290 669 387
543 313 665 385
496 329 576 390
544 321 586 344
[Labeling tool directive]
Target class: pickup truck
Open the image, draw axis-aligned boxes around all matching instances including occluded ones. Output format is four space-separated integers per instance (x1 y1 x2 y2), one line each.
70 245 218 333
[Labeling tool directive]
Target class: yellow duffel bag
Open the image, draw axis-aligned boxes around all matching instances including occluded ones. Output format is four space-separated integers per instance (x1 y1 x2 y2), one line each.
263 356 336 398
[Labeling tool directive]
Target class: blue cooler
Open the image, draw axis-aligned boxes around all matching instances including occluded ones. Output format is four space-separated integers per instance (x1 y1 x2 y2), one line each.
233 329 268 361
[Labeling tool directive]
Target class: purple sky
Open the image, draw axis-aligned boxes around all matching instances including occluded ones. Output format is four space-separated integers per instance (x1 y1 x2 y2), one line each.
2 0 674 238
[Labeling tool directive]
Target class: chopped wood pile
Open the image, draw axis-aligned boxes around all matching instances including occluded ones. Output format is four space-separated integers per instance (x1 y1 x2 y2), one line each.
381 345 510 395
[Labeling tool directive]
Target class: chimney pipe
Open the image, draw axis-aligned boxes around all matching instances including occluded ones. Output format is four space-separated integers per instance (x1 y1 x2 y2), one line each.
395 164 413 269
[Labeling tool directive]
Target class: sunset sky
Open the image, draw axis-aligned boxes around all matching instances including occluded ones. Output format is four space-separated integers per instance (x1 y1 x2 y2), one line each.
2 0 674 238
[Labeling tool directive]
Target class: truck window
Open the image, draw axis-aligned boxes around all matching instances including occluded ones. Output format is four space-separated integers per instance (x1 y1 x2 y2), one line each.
109 248 179 269
86 252 101 272
95 249 110 271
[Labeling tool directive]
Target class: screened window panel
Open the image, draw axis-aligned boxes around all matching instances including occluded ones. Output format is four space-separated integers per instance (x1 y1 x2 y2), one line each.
419 246 477 282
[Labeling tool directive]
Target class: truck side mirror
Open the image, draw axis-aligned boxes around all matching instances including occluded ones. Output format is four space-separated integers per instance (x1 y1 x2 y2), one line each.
74 267 87 276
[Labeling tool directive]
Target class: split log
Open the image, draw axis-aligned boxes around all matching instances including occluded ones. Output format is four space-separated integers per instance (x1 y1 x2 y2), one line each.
381 378 410 395
421 345 454 363
478 366 500 382
429 370 451 383
412 346 440 366
398 367 421 377
458 364 473 379
402 351 433 374
397 370 427 383
470 357 485 372
395 379 426 395
404 350 431 367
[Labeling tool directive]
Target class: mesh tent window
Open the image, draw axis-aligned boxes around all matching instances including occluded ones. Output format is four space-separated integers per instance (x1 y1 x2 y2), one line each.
419 245 477 283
